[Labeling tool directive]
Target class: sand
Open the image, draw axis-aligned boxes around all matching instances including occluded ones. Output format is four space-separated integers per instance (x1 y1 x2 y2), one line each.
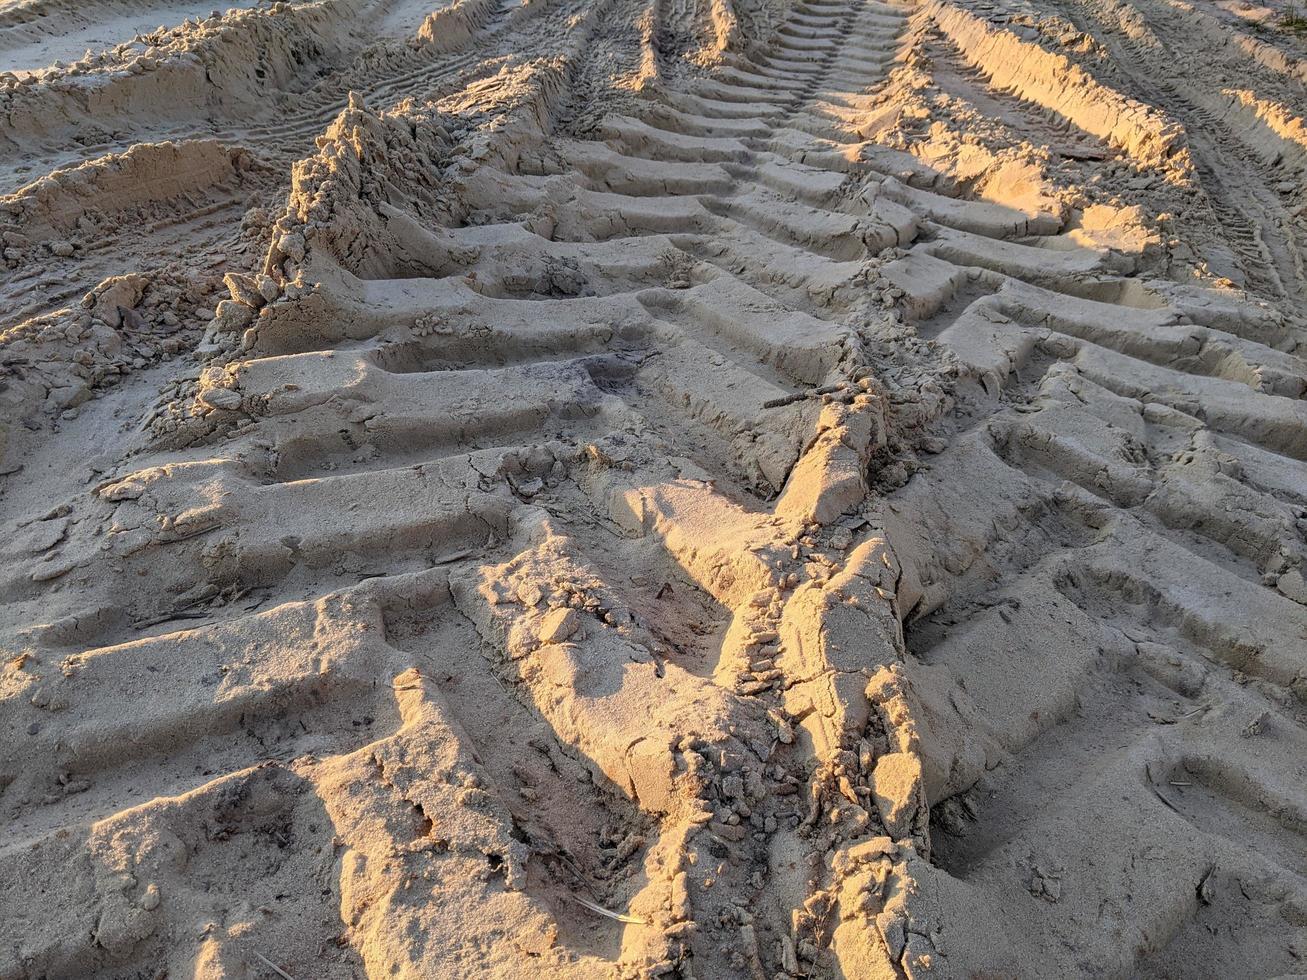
0 0 1305 976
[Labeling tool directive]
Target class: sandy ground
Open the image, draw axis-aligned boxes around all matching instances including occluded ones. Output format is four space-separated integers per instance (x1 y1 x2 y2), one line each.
0 0 265 75
0 0 1305 976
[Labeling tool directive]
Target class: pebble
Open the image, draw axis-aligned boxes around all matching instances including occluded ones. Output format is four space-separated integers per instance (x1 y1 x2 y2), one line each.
213 299 254 333
30 559 76 582
140 883 161 911
780 935 800 973
709 820 746 841
539 607 580 643
199 387 242 411
1276 568 1307 604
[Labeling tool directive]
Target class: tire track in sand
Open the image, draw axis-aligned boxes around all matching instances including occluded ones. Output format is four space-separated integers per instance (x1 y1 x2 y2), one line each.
2 0 1306 976
865 11 1307 971
1 2 932 977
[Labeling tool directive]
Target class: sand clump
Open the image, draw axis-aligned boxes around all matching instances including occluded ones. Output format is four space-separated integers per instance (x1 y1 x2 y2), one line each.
1 0 1306 977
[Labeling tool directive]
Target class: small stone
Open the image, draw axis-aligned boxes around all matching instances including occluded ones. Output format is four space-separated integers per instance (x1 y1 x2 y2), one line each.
871 752 924 840
140 883 161 911
279 231 306 262
1197 867 1216 905
768 709 794 744
89 273 149 327
709 821 746 841
1275 568 1307 604
511 475 544 498
31 559 76 582
198 387 242 411
670 871 690 919
212 299 254 333
539 607 580 644
223 272 264 308
1241 710 1271 737
780 935 799 974
49 241 75 257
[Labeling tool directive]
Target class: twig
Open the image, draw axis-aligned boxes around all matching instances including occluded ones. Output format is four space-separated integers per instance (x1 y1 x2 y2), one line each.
1145 763 1182 815
762 383 846 409
132 609 212 630
252 951 295 980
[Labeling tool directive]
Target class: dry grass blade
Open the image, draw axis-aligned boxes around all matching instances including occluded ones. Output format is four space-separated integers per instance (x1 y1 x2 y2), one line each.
570 894 648 925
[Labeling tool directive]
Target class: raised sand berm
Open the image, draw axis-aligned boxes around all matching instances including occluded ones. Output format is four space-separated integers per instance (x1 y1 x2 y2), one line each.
1073 0 1307 173
0 0 367 154
1 140 256 248
922 0 1189 172
1215 88 1307 171
1113 0 1307 85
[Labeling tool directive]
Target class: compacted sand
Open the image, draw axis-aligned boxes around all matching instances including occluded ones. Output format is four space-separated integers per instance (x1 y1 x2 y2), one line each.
1 0 1305 976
